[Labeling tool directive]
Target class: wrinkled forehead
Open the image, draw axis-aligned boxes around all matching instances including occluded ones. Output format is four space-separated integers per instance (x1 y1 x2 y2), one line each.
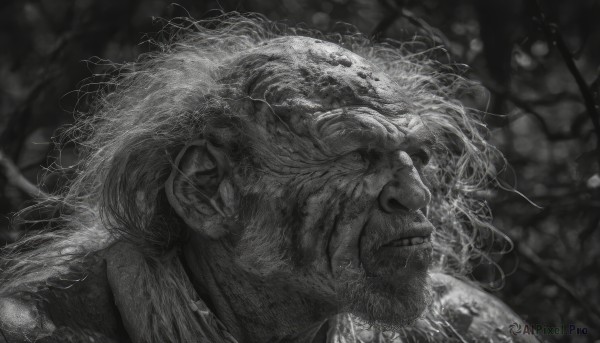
224 36 433 145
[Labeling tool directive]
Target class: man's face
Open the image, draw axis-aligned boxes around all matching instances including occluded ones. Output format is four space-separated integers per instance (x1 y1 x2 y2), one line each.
230 37 435 327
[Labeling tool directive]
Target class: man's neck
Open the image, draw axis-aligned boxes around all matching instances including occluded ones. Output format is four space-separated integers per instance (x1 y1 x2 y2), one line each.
182 233 335 343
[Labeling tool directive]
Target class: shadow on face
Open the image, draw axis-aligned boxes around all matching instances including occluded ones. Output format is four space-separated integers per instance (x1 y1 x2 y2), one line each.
223 37 437 326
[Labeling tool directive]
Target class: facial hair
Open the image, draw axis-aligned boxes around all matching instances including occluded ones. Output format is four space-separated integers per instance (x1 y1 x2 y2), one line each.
335 264 433 331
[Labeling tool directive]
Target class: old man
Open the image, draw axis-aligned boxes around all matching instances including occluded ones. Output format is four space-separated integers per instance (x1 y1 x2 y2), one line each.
0 14 537 343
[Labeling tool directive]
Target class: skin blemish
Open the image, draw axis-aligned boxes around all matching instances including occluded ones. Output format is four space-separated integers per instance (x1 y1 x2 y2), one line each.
327 59 340 67
336 55 353 67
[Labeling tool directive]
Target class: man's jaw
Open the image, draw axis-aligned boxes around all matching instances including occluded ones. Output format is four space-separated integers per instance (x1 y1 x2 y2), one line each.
335 263 433 330
326 208 434 326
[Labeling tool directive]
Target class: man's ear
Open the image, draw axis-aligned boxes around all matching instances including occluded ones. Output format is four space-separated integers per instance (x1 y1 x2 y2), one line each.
165 140 237 238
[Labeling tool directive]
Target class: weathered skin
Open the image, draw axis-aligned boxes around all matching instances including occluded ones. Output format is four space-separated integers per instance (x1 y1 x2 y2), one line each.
0 36 539 343
165 37 437 341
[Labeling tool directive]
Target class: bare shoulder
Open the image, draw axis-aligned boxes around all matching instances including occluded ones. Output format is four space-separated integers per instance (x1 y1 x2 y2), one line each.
430 272 540 343
0 249 129 343
0 295 56 342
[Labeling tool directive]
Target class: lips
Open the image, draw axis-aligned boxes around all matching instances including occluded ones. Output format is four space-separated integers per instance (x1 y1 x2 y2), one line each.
383 235 431 247
379 222 434 249
361 218 434 275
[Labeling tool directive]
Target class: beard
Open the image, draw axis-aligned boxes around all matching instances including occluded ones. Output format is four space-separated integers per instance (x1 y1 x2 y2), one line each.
336 265 433 331
232 190 433 329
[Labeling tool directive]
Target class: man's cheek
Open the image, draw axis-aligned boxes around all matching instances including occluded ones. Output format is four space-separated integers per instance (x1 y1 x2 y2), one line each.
329 171 387 202
297 192 340 268
286 173 377 272
354 172 390 199
327 190 376 278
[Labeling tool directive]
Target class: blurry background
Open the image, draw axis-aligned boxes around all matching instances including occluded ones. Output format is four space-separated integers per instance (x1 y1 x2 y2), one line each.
0 0 599 342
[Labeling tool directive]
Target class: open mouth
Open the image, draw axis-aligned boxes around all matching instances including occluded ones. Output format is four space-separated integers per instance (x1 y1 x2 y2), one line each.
382 235 431 247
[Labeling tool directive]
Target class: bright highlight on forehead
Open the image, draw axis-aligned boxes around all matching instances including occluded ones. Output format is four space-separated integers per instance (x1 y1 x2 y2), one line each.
228 36 411 116
224 36 443 153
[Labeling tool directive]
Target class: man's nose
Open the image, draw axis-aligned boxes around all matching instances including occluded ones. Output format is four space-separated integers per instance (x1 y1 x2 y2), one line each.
378 152 431 213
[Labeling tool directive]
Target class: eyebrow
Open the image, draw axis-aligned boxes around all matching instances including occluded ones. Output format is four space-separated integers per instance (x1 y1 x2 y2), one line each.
312 107 438 155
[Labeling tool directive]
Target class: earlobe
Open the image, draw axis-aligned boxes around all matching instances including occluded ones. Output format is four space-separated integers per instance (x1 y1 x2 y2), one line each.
165 140 237 238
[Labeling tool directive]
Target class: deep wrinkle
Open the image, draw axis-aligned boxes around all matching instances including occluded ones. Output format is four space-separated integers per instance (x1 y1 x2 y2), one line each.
0 15 525 343
311 114 439 165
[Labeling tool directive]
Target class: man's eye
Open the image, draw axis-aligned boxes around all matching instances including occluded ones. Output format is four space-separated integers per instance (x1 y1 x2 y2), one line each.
410 150 430 166
345 150 381 167
348 151 368 163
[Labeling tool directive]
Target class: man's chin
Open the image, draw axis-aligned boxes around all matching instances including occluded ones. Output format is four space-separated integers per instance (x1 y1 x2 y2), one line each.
338 269 432 330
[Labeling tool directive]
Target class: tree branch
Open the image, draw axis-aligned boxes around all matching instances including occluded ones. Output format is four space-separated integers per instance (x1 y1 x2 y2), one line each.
371 0 403 40
0 150 48 198
484 82 576 141
530 0 600 164
518 243 600 327
507 94 574 141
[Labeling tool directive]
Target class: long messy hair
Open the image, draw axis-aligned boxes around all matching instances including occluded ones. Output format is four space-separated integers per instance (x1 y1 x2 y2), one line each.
0 12 508 341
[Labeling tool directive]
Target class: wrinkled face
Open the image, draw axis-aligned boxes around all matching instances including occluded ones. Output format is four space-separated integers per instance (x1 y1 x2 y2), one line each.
229 37 436 327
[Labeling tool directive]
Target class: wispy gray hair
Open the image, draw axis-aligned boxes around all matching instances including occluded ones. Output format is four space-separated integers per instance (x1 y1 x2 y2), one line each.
0 13 508 342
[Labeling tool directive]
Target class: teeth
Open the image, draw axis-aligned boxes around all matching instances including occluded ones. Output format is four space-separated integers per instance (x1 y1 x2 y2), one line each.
388 236 430 247
411 237 424 244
